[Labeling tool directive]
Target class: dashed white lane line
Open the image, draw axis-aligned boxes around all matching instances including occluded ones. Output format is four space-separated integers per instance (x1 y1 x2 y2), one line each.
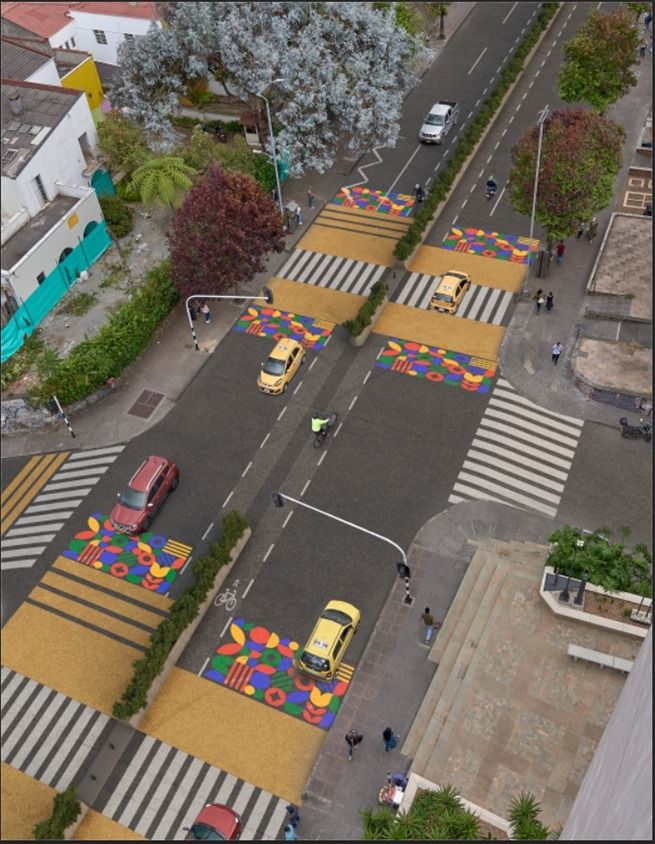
348 395 358 411
300 479 311 497
317 451 327 466
241 578 254 599
283 510 293 528
260 433 270 448
262 544 275 563
241 461 252 478
277 407 287 421
293 380 304 395
222 491 234 509
334 421 344 438
202 522 214 540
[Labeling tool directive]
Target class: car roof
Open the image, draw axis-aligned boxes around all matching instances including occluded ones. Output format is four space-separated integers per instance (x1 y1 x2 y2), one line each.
128 455 169 491
269 338 302 359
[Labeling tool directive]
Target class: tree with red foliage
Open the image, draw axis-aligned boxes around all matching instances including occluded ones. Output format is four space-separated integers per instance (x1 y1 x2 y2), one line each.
168 163 284 300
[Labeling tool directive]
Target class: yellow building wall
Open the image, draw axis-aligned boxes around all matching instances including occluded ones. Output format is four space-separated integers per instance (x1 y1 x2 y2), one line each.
61 57 105 119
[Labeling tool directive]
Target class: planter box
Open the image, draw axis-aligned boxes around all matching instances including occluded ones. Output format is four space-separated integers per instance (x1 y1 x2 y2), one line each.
126 526 252 729
348 296 387 348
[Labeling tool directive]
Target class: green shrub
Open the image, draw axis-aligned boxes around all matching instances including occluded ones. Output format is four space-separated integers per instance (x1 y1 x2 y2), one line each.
34 785 81 840
113 511 249 719
343 280 387 336
1 334 46 392
99 195 134 238
35 262 178 406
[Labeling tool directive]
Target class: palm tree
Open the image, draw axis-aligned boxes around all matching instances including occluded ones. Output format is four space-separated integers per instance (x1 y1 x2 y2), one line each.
126 156 197 211
436 3 449 40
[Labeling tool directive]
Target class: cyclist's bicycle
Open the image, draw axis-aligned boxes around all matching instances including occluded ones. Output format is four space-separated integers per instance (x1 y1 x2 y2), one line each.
313 412 338 448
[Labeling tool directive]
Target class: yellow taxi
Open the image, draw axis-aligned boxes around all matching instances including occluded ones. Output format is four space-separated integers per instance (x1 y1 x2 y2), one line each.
257 338 305 394
429 270 471 314
295 600 361 681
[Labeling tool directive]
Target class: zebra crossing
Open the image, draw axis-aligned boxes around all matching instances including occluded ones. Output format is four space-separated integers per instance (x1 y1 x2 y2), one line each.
448 377 584 518
277 248 386 295
1 445 124 571
392 271 514 325
1 667 288 841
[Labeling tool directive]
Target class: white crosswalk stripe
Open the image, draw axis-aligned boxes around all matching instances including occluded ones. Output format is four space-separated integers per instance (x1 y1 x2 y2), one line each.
277 248 386 295
392 271 514 324
1 445 124 571
449 377 584 518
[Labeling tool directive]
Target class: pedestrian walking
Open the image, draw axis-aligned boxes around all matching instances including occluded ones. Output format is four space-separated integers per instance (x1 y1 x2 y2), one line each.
345 729 363 760
284 824 297 841
285 805 300 829
188 303 197 322
640 39 647 58
587 217 598 242
546 292 554 312
200 301 212 324
294 205 303 226
551 341 563 365
421 607 435 644
307 188 315 209
382 726 399 753
533 288 545 313
643 11 651 32
576 222 586 240
555 241 566 265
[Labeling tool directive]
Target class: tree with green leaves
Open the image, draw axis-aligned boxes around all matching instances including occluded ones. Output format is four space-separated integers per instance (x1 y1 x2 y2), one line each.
625 3 651 23
168 163 284 300
546 524 652 596
435 3 449 39
508 107 624 247
559 8 640 113
97 109 151 177
126 156 197 210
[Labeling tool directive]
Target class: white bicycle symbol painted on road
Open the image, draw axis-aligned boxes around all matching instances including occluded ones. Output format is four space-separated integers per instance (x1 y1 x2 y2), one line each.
215 579 240 612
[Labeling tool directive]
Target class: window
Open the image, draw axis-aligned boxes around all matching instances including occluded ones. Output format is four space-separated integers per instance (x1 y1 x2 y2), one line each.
36 272 46 286
32 174 48 206
71 37 75 47
64 40 69 48
93 29 107 44
124 33 135 44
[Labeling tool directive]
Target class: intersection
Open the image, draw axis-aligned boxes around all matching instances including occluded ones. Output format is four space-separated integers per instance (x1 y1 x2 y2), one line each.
1 2 651 840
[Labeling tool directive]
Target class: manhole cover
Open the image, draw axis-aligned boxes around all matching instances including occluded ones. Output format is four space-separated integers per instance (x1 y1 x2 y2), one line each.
127 389 165 419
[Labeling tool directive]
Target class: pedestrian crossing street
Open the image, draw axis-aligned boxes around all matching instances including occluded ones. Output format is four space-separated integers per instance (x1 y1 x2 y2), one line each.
448 377 584 518
391 271 514 325
1 445 124 572
277 248 387 295
1 667 288 840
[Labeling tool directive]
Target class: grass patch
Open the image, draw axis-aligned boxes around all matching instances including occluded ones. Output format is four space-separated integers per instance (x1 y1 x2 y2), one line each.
58 291 98 317
100 263 126 288
1 334 46 393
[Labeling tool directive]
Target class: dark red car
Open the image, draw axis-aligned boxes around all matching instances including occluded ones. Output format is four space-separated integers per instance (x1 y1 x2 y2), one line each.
109 455 179 534
184 804 242 840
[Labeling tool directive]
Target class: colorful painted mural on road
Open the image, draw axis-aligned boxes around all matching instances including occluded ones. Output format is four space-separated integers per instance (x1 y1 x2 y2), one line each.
376 338 496 394
62 513 191 593
442 227 539 264
331 186 415 216
204 618 351 729
235 305 334 350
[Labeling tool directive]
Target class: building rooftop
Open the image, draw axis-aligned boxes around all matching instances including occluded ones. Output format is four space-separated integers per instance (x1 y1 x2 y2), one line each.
1 194 78 271
1 78 80 178
1 1 158 38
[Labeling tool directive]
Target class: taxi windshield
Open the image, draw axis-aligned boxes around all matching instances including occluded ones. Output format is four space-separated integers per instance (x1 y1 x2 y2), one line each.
433 292 453 303
263 358 285 376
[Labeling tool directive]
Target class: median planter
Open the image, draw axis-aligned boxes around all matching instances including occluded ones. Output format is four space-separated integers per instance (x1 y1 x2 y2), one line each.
343 280 388 348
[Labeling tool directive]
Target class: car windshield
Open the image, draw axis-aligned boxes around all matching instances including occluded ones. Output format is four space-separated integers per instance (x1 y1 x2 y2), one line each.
263 357 285 376
188 823 225 841
118 487 147 510
426 114 445 126
433 292 453 303
300 651 330 673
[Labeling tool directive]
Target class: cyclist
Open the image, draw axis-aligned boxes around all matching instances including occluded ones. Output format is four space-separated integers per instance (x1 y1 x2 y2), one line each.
311 413 330 440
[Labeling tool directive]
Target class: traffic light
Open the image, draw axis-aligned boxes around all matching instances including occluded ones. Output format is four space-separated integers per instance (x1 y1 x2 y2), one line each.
263 286 274 305
271 492 285 508
397 562 411 580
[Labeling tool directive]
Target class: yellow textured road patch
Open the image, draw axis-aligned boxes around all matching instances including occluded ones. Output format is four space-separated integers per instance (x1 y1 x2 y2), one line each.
140 667 325 803
410 245 525 292
373 302 505 361
1 764 55 841
269 278 365 325
74 811 146 840
1 602 141 715
297 226 397 266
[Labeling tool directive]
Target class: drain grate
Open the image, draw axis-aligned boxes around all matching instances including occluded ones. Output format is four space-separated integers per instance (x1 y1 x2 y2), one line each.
127 389 165 419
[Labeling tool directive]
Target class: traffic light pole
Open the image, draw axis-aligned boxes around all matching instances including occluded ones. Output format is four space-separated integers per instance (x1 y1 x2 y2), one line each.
185 288 273 351
271 492 413 604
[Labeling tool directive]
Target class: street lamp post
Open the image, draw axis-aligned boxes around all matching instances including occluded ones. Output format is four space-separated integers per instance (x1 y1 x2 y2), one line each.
185 288 273 351
255 81 285 220
272 492 413 604
560 538 584 603
524 104 549 294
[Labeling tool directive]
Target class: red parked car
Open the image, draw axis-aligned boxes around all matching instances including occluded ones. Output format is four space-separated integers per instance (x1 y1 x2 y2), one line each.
109 455 179 534
184 804 242 840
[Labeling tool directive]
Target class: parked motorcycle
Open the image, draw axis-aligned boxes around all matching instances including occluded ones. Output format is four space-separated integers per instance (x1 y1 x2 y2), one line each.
619 417 652 442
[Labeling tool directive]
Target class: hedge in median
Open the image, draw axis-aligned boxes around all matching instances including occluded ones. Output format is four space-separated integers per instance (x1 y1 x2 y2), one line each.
35 260 179 406
33 784 81 840
113 511 249 720
394 2 558 260
342 280 388 337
